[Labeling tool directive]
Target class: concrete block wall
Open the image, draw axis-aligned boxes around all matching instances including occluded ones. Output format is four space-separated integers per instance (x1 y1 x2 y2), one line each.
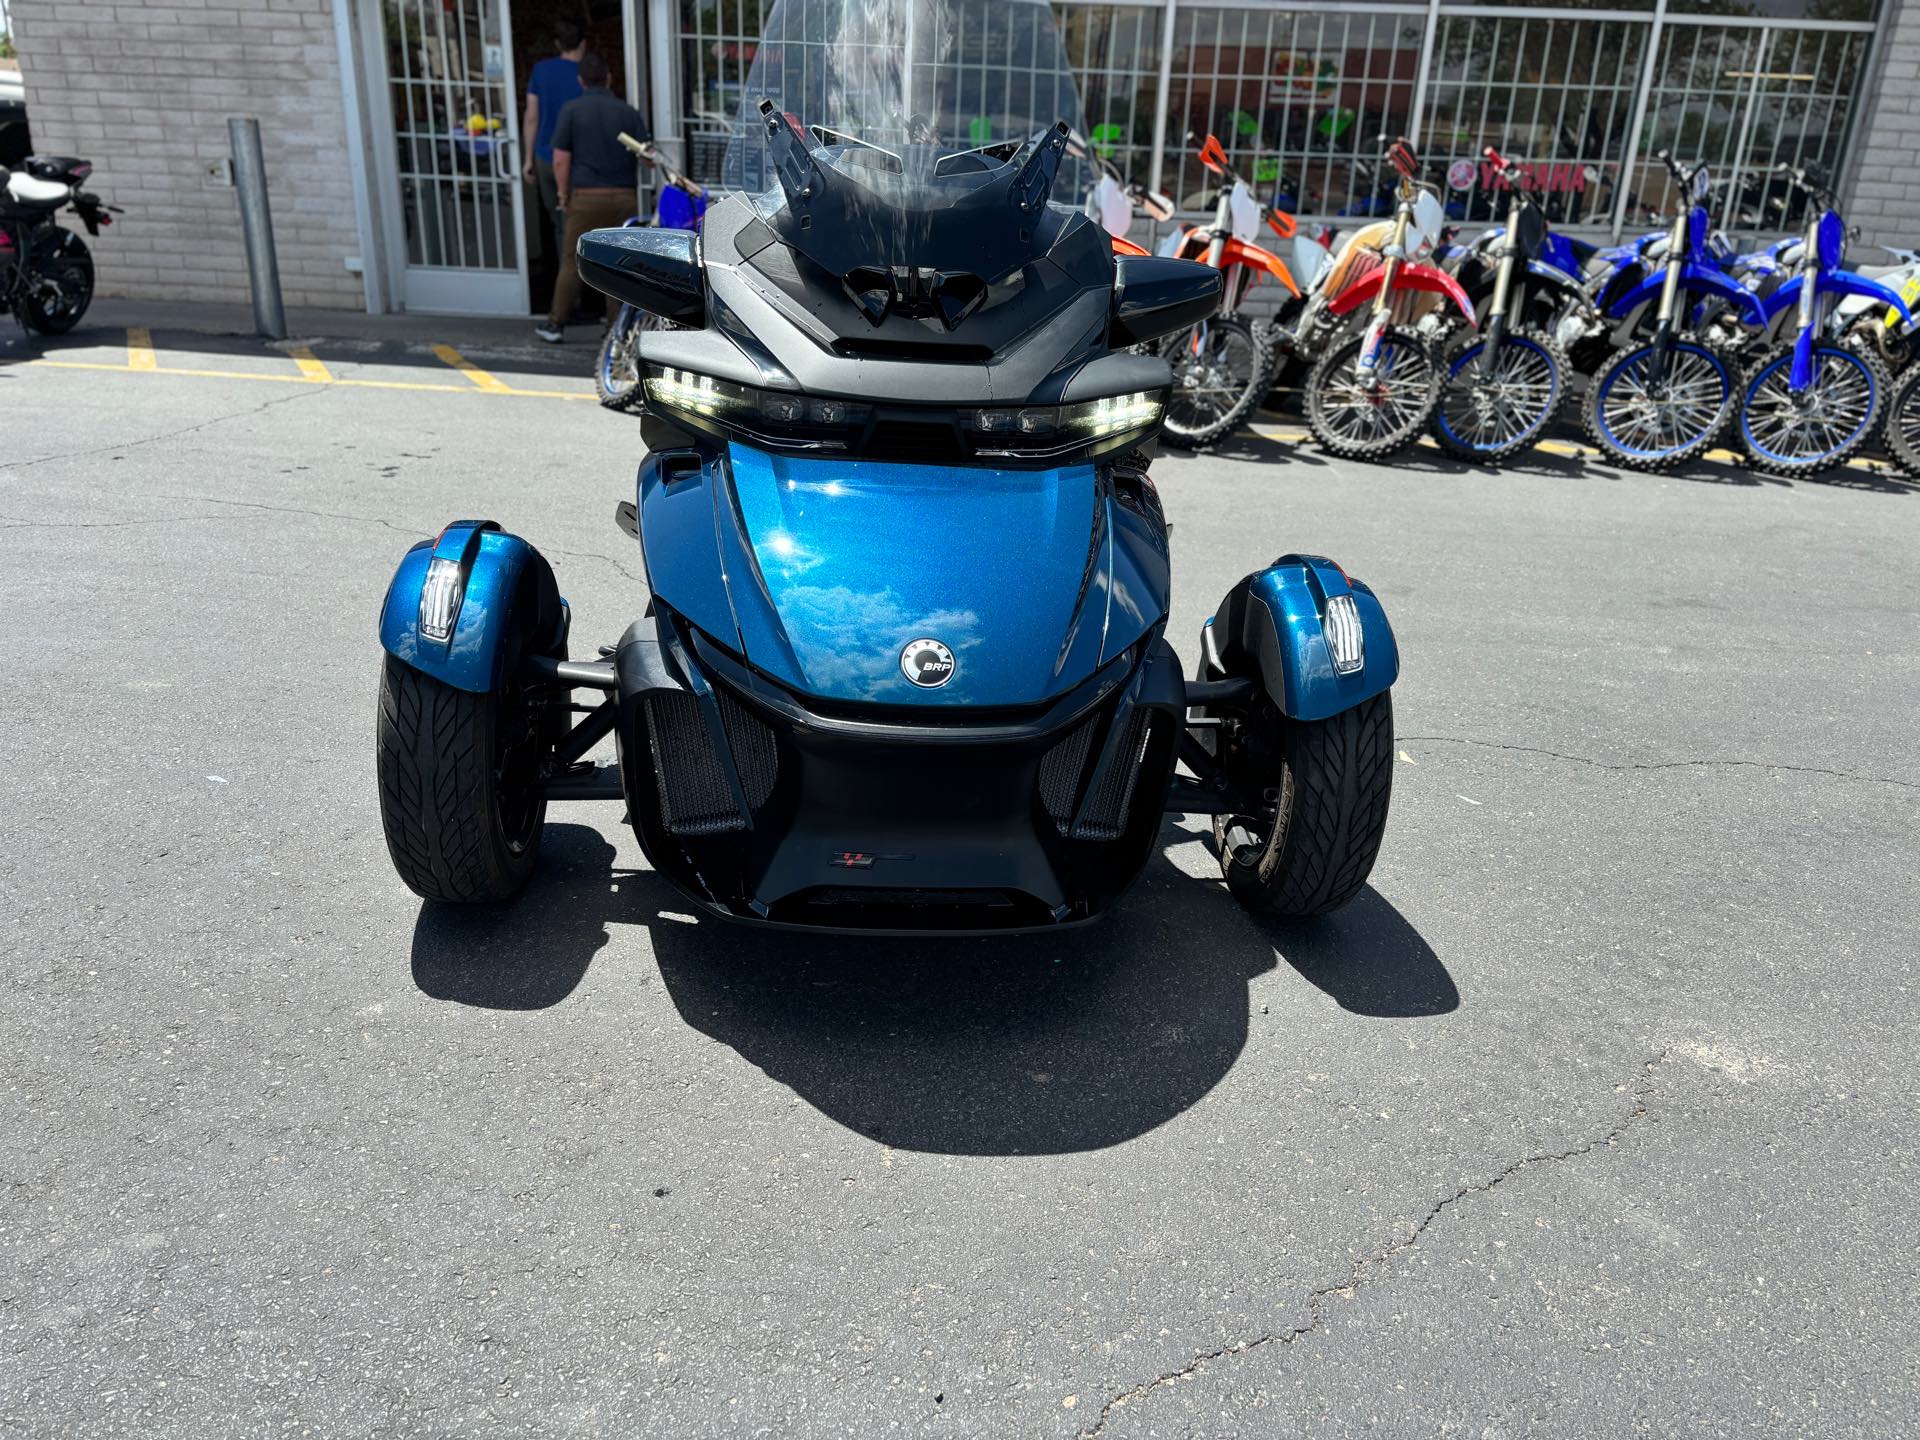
11 0 364 310
1848 0 1920 252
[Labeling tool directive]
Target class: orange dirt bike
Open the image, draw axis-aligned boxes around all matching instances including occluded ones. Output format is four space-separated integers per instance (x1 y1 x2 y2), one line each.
1153 134 1303 448
1301 139 1476 461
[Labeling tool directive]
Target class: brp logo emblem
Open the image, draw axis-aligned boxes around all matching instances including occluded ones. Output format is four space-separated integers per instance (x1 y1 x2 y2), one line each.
899 637 956 688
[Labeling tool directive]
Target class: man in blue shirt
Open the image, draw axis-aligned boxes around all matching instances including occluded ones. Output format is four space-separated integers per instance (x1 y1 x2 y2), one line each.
535 51 648 342
520 19 585 270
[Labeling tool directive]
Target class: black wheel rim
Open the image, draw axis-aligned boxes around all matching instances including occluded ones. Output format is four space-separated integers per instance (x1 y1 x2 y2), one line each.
493 682 544 855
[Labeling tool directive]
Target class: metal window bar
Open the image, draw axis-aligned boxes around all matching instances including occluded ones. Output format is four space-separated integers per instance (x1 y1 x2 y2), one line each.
666 0 1880 250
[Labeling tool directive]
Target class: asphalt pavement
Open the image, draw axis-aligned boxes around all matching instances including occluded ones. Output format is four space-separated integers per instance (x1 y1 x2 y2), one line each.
2 311 1917 1438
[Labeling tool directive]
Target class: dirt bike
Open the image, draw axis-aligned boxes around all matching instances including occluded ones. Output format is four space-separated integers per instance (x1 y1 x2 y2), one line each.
594 134 708 411
1153 133 1301 449
1427 146 1588 462
1579 153 1764 472
1301 139 1475 461
1728 164 1910 477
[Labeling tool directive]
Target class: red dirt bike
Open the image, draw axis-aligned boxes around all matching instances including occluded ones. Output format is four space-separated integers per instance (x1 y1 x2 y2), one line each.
1154 134 1303 448
1302 139 1477 461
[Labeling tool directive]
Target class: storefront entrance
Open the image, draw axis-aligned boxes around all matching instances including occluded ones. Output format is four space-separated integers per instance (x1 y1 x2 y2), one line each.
356 0 638 316
360 0 529 315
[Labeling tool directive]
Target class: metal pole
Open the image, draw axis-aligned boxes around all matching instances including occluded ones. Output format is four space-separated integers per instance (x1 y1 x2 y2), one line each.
228 117 287 340
1408 0 1441 148
1610 0 1668 243
1145 0 1179 198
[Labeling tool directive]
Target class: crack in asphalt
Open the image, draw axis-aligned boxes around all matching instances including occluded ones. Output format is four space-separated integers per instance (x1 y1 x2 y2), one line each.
0 384 329 473
1079 1052 1669 1439
1401 735 1920 792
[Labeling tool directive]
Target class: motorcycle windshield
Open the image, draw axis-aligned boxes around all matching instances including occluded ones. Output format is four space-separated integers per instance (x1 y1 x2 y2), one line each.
721 0 1089 280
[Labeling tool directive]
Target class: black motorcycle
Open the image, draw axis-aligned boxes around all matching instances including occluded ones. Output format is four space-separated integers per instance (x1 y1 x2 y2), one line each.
1 155 116 335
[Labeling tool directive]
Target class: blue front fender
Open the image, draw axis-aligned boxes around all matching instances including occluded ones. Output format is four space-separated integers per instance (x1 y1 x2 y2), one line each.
1205 555 1398 722
1804 268 1912 330
378 521 566 693
1608 263 1767 327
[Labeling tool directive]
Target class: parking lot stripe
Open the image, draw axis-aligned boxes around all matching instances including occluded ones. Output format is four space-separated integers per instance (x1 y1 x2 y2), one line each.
289 346 333 383
127 327 156 371
432 343 511 393
24 355 593 400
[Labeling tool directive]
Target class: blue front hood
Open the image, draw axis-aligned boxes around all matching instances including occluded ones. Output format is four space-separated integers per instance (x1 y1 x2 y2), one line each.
712 444 1142 707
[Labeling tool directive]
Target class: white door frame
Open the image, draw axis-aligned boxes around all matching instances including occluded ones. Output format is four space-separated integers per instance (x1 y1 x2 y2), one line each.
357 0 531 316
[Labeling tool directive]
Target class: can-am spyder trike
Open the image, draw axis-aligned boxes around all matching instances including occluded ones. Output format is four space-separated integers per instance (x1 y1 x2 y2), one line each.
374 0 1401 933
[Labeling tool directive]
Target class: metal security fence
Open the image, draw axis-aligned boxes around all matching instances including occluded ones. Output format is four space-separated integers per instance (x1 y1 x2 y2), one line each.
665 0 1883 240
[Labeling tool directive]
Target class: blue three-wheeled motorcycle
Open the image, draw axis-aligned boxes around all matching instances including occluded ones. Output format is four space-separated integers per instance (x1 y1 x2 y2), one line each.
374 0 1401 933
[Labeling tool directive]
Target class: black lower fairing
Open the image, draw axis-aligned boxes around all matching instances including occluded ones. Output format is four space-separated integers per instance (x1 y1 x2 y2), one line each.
611 608 1185 934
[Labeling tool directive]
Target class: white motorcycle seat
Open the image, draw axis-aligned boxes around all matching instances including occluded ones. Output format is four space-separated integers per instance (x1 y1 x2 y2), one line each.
6 171 71 204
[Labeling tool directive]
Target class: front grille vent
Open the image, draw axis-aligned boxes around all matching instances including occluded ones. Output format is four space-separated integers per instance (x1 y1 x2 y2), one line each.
644 689 781 835
1038 713 1098 834
717 690 778 809
1074 712 1153 841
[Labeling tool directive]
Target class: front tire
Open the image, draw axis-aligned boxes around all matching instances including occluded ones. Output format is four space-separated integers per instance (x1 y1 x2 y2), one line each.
1211 689 1395 917
1735 342 1886 478
1305 325 1441 461
1430 328 1567 462
594 309 647 411
1158 316 1276 449
20 228 94 335
1885 364 1920 478
376 655 549 903
1582 336 1734 472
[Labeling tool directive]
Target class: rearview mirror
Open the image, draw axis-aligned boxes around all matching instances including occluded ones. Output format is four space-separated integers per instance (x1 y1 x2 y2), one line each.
576 227 706 328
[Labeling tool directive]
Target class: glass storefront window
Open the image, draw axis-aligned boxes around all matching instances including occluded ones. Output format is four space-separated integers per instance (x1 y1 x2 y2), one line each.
1055 3 1163 195
1164 6 1426 217
669 0 1885 240
1424 15 1650 229
1631 21 1874 232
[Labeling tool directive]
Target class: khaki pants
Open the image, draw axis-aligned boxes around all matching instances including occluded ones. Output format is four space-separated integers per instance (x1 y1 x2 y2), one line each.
547 188 637 328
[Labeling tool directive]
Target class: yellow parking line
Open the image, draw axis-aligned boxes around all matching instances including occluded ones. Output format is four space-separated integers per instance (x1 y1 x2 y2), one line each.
432 342 511 393
289 345 333 383
127 327 157 371
24 356 591 399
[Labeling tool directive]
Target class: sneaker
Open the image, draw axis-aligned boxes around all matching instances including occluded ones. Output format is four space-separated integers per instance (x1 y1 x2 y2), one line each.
534 323 563 344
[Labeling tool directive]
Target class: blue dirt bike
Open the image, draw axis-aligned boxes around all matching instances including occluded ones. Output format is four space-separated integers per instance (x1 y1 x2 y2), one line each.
372 0 1403 933
593 134 708 411
1580 153 1767 471
1728 163 1912 477
1428 145 1598 462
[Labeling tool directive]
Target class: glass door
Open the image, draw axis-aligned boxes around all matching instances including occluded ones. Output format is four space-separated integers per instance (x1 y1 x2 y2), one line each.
377 0 529 314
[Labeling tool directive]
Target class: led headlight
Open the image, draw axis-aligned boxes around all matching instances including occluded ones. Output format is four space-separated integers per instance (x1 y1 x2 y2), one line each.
644 367 871 445
1322 594 1365 676
967 390 1164 454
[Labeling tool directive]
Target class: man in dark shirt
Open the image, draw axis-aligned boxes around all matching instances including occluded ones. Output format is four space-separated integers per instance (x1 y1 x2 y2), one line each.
536 51 649 343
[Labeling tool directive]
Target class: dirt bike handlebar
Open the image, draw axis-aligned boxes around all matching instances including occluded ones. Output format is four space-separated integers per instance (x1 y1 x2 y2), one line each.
618 133 705 199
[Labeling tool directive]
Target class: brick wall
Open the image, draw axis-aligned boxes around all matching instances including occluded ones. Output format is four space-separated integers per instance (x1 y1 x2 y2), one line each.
1846 0 1920 253
11 0 365 310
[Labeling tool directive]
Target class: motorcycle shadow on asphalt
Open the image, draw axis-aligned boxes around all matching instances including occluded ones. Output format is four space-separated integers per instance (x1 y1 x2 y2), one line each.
410 821 1457 1155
